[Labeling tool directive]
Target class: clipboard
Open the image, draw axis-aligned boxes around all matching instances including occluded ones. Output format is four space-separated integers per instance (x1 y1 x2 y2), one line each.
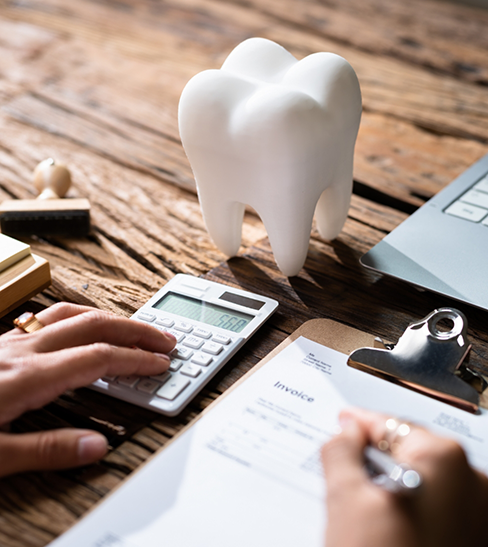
49 309 488 547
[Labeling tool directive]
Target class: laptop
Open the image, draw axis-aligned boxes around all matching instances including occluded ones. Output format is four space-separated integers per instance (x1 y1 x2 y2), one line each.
360 153 488 312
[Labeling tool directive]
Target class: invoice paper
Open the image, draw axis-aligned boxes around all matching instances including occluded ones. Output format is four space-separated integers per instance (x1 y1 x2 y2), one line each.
49 337 488 547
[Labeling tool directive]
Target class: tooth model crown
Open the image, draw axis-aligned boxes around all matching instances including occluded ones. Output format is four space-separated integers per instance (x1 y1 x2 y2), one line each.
178 37 362 277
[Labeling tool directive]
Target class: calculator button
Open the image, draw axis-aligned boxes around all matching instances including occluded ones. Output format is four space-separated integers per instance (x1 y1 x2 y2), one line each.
102 376 117 382
136 378 161 394
165 329 186 343
172 346 194 360
150 371 171 383
212 334 231 345
174 321 193 333
156 375 191 401
182 336 204 350
137 312 156 323
202 342 223 355
117 375 140 388
191 353 213 367
193 328 212 339
169 359 184 372
180 363 202 378
155 317 174 328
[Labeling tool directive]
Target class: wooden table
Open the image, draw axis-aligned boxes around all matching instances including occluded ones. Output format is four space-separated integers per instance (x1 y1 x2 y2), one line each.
1 0 488 544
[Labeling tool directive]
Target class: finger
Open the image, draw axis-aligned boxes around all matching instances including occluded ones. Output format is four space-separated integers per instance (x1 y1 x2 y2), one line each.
8 345 171 417
340 408 457 474
6 302 109 338
31 309 176 354
338 408 401 445
35 302 98 325
321 414 370 496
339 408 429 448
0 429 108 477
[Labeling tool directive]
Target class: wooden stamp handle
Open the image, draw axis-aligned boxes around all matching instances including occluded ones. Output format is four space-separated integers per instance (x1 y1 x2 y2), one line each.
33 158 72 200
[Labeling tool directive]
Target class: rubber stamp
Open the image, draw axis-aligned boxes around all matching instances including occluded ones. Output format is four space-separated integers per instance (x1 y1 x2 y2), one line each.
0 158 90 237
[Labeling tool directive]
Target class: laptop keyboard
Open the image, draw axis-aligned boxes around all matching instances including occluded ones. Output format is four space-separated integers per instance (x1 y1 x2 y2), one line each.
444 174 488 224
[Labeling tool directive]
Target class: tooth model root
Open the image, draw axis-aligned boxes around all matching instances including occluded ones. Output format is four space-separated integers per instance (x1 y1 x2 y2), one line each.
199 196 245 258
179 37 362 277
258 202 316 278
315 157 355 241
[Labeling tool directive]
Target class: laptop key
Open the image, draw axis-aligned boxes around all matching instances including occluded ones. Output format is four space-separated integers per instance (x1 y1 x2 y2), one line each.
445 201 487 222
459 189 488 210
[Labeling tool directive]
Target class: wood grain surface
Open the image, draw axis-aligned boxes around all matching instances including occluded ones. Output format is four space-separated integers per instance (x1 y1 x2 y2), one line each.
0 0 488 545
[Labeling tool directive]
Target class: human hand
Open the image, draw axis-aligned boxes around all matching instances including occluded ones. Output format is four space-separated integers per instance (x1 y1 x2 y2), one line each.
321 408 488 547
0 302 176 477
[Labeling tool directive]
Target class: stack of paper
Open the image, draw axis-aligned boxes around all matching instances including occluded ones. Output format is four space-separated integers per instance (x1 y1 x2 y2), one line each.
0 234 31 272
0 234 51 317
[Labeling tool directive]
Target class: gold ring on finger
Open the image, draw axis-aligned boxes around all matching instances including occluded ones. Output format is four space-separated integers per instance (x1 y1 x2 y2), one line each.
13 312 45 333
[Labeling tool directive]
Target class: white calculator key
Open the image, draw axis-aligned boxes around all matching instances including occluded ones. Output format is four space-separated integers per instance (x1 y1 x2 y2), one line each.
102 375 117 382
202 342 223 355
117 375 139 388
174 321 193 333
172 346 194 360
156 375 191 401
150 371 171 382
182 336 204 350
136 378 161 394
212 333 231 345
156 317 174 328
166 329 186 343
445 201 487 222
180 363 202 378
137 312 156 322
191 353 213 367
193 328 212 339
169 359 184 372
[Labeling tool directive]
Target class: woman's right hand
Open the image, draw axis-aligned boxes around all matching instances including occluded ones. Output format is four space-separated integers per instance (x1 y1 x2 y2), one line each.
321 408 488 547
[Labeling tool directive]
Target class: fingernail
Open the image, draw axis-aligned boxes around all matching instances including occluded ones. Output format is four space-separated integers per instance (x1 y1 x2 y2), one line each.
155 353 171 362
163 332 176 342
77 433 108 463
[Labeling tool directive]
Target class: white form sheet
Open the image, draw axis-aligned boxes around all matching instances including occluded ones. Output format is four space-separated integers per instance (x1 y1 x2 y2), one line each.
50 337 488 547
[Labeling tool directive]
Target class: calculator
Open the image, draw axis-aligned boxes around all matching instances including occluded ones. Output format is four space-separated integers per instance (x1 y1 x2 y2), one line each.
90 274 279 416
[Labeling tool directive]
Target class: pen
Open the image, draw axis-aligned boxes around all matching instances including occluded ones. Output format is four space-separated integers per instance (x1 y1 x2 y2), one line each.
364 445 422 494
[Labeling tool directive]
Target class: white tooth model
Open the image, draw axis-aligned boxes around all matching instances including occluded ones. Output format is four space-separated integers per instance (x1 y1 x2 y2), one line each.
178 37 362 277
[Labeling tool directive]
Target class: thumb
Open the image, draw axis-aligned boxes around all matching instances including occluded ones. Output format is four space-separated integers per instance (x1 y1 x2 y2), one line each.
321 414 368 496
0 429 108 477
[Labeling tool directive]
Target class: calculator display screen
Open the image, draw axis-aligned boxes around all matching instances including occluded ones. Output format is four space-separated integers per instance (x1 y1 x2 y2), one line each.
153 292 253 333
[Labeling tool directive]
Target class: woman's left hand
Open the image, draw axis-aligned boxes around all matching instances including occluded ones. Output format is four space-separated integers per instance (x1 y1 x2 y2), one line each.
0 302 176 476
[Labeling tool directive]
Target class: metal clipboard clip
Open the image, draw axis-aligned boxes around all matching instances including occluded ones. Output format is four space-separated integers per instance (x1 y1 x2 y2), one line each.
347 308 487 413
